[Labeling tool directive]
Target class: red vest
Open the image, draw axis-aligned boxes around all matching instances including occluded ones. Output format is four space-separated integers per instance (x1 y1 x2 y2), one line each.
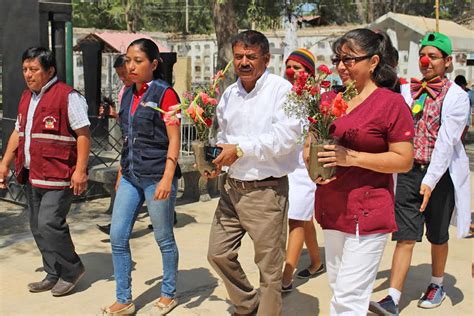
16 81 77 189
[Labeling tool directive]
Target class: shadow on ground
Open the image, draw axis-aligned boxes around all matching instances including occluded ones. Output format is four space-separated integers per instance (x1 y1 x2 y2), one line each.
133 267 221 312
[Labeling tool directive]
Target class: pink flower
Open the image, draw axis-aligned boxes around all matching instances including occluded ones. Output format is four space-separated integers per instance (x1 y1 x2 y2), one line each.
183 91 194 101
215 85 221 96
212 70 224 81
199 92 210 105
164 112 180 126
208 98 218 106
318 64 332 75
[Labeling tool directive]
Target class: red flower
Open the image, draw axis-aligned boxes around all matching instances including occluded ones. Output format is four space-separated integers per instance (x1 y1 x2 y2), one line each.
321 80 330 89
204 118 212 127
320 100 331 115
332 92 348 117
310 86 319 96
308 116 317 124
317 64 332 75
292 85 303 96
187 104 204 121
296 71 309 89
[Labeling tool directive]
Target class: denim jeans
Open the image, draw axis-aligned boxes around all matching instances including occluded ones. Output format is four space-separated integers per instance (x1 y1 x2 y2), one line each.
110 173 179 304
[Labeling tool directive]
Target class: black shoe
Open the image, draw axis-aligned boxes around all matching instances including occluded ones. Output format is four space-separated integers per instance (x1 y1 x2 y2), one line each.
296 263 325 279
369 295 399 315
51 266 85 297
28 278 57 293
281 282 293 293
96 224 111 235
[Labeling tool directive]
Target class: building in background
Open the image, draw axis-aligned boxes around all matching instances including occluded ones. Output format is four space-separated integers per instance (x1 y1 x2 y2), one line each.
369 12 474 82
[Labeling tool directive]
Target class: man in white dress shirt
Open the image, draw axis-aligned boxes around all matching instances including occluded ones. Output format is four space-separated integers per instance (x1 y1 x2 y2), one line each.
206 30 300 316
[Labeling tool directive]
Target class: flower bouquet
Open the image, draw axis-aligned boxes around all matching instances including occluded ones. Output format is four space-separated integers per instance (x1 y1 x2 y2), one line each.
284 64 357 180
165 61 233 175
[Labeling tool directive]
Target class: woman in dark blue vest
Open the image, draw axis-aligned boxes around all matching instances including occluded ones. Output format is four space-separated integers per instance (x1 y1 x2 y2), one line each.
104 38 181 315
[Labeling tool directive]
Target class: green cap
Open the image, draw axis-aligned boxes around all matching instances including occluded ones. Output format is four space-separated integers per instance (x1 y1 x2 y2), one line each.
420 32 452 55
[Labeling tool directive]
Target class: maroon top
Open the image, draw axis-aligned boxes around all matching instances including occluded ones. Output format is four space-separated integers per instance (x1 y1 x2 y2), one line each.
315 88 414 235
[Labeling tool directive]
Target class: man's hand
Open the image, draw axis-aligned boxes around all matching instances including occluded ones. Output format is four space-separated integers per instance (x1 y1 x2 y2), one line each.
204 166 222 179
0 163 9 189
154 178 172 200
70 170 88 195
213 144 239 167
419 183 432 212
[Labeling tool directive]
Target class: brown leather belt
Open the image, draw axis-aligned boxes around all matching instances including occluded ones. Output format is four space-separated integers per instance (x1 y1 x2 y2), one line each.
229 176 283 190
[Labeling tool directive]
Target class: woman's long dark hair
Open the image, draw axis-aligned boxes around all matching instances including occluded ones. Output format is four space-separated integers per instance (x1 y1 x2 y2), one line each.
332 28 399 92
128 38 165 80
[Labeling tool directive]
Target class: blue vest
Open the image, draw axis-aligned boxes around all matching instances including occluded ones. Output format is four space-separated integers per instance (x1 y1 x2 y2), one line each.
119 79 181 180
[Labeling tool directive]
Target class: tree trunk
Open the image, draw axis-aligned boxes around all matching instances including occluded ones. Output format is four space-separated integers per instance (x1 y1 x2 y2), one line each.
355 0 367 24
212 0 238 88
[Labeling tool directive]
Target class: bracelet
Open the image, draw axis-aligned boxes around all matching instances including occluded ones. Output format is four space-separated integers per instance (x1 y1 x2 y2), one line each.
166 157 178 164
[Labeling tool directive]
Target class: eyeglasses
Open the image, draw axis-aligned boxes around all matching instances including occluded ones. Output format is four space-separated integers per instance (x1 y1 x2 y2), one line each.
331 55 373 66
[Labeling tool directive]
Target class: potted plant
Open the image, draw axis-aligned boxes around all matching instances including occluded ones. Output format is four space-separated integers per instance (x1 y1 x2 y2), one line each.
163 61 233 175
283 65 357 180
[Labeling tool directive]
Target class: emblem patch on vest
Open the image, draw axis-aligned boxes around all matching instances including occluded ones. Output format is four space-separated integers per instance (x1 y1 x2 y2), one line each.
143 101 158 108
43 116 57 129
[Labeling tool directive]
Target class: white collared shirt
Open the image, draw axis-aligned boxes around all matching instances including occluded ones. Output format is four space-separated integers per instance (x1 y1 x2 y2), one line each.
15 77 90 168
216 70 301 181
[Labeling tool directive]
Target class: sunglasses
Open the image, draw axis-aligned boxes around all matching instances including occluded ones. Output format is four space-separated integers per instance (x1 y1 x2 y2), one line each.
331 55 373 66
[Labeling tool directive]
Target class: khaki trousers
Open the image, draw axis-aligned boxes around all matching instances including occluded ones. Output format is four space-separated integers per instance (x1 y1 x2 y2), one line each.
207 176 289 316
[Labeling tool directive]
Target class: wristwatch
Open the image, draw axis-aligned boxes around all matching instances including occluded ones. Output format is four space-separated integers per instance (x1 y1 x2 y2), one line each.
236 144 244 158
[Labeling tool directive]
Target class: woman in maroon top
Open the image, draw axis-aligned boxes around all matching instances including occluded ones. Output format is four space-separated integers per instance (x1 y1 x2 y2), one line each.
303 29 414 314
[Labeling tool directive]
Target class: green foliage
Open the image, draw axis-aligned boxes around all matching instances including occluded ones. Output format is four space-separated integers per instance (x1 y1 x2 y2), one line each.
72 0 473 33
72 0 124 29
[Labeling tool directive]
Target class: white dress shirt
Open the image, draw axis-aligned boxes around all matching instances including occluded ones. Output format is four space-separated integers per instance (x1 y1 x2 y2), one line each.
403 81 471 238
216 70 301 181
15 76 90 168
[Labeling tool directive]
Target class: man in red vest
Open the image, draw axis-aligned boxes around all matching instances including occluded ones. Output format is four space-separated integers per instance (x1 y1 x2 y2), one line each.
0 47 90 296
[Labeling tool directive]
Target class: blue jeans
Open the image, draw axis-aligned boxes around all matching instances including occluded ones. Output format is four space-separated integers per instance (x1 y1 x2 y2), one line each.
110 173 179 304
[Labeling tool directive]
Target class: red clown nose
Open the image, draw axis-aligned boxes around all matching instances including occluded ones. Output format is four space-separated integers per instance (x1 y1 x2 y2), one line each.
420 56 430 67
285 68 295 79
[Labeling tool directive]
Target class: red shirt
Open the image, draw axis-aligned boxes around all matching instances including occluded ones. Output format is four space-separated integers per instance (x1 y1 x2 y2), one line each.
315 88 414 235
131 83 180 124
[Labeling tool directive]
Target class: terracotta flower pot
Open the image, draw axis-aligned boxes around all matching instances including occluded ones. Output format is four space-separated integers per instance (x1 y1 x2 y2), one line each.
192 140 218 176
308 138 337 181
